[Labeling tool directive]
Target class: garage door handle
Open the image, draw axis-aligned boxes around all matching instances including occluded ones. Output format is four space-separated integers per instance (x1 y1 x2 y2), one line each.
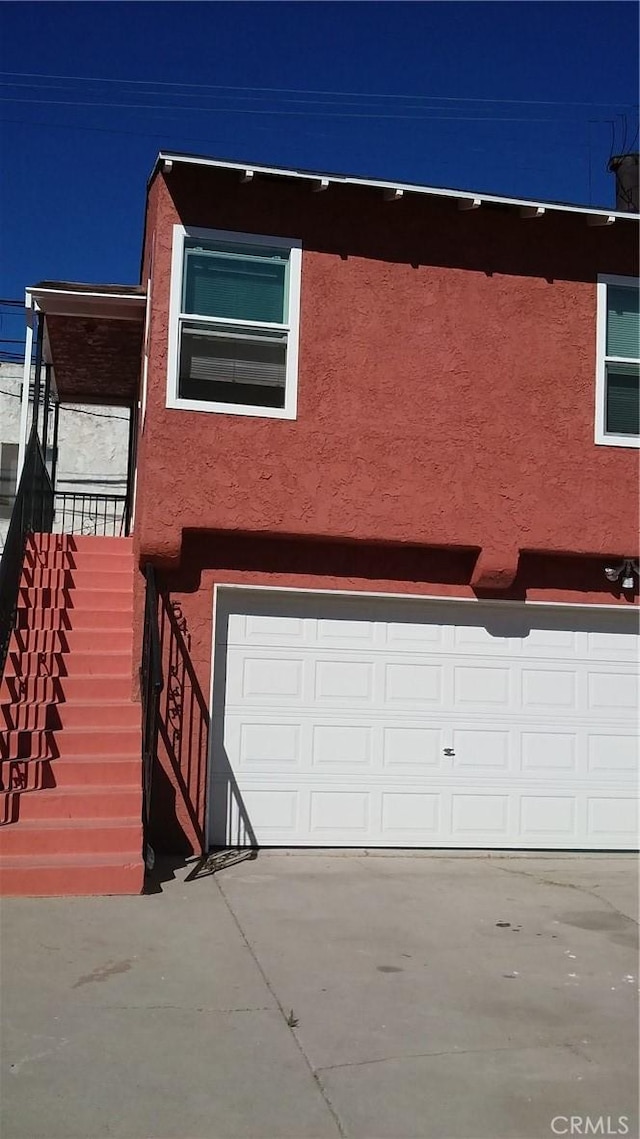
443 748 455 757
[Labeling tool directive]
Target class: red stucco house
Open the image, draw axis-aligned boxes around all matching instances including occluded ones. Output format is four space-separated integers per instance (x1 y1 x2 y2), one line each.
1 153 638 894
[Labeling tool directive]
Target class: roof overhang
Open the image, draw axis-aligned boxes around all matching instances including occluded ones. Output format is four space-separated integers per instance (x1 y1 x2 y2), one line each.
26 283 146 404
27 283 146 323
152 150 639 226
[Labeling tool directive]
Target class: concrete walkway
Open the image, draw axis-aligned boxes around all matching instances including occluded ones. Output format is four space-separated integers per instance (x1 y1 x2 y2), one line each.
1 852 638 1139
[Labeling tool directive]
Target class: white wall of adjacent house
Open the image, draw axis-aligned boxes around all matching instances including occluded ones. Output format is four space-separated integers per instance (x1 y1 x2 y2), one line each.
0 361 129 551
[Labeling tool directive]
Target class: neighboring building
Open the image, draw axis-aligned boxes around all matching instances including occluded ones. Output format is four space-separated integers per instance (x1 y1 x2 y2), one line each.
0 365 21 543
1 152 639 896
0 361 129 551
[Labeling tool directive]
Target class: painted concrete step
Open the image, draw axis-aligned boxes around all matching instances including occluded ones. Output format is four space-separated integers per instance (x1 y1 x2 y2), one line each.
1 754 140 793
1 675 133 705
28 534 133 555
4 650 131 679
18 587 134 611
24 549 134 574
42 755 141 787
0 725 140 760
10 628 133 654
0 757 47 794
0 852 144 896
0 817 142 856
5 785 141 822
21 568 134 591
15 607 133 631
2 700 140 731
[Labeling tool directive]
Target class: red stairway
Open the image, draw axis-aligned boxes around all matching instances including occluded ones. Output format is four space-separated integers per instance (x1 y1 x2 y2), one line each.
0 533 144 896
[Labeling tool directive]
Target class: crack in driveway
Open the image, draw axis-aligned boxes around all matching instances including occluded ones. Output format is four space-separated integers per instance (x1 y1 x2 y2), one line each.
215 875 347 1138
490 861 639 925
315 1042 544 1074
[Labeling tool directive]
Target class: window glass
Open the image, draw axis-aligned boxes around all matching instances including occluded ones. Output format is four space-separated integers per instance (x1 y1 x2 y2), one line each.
183 241 288 324
605 362 640 436
606 285 640 359
178 322 287 408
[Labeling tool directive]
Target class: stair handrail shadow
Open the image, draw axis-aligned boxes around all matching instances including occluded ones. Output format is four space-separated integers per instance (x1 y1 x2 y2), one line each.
143 571 258 878
0 425 54 681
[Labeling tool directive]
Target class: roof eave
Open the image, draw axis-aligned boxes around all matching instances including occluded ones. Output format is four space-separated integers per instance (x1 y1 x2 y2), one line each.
152 150 639 223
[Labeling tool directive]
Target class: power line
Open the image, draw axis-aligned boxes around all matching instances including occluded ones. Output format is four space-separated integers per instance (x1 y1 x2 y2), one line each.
0 386 129 420
0 70 637 110
1 78 637 117
0 95 585 123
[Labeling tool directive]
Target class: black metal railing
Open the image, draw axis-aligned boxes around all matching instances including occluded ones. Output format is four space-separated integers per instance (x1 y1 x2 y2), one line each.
0 426 54 676
54 492 129 537
157 592 209 853
140 564 163 867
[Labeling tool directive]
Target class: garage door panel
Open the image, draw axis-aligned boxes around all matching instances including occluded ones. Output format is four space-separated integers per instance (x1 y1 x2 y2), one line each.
587 733 638 773
451 793 510 837
384 661 443 705
385 621 446 650
309 790 370 835
244 614 306 643
314 659 374 703
317 618 377 645
381 792 441 834
521 731 578 773
587 797 639 841
519 795 577 839
210 592 639 850
587 671 638 712
587 630 639 659
453 665 511 706
311 724 374 769
451 728 511 769
521 667 578 710
236 722 301 770
382 725 443 769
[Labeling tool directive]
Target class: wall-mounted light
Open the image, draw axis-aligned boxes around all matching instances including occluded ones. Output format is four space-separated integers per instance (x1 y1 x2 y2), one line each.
604 559 639 590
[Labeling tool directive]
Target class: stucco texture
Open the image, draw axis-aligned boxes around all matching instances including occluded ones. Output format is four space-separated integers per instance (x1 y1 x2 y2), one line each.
135 169 638 578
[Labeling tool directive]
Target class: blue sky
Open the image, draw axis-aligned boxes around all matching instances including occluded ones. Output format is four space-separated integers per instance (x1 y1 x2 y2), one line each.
0 1 637 355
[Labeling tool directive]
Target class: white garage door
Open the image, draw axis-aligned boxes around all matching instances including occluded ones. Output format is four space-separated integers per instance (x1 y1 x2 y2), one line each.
209 590 639 850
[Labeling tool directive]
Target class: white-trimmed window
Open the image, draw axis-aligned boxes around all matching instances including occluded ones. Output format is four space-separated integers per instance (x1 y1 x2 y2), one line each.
167 226 302 419
595 274 639 447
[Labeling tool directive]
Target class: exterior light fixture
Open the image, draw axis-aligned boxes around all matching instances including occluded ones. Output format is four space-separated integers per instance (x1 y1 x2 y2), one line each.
604 559 639 590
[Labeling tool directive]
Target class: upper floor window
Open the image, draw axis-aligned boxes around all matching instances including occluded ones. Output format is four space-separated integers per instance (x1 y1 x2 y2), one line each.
167 226 302 419
595 274 639 447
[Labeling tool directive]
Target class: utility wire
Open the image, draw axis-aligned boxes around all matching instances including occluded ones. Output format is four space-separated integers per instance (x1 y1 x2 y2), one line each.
0 70 637 109
0 78 637 117
0 96 589 123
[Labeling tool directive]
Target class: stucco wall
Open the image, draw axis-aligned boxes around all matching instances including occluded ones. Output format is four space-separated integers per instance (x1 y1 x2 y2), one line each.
136 168 638 586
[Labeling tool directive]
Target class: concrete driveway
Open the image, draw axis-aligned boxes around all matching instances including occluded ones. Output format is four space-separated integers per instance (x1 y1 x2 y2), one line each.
1 852 638 1139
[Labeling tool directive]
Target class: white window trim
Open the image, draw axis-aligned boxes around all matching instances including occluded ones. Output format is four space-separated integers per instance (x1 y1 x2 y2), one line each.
595 272 639 448
167 224 302 420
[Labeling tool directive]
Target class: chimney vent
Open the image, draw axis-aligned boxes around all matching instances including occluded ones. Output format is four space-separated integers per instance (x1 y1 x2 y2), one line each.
608 153 639 212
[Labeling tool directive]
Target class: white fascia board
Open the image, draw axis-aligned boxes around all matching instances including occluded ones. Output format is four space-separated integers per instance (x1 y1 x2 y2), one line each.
29 287 146 305
156 151 639 222
27 288 147 324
